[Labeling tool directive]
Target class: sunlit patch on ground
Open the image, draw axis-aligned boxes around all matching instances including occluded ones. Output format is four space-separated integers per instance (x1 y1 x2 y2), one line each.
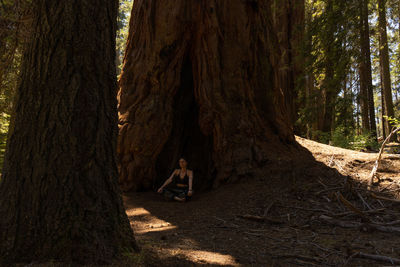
126 207 177 234
135 224 177 234
126 207 151 216
163 248 237 266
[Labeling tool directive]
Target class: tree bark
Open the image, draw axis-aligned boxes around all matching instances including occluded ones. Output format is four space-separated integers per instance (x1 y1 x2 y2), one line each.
0 0 137 264
118 0 303 192
359 0 371 133
359 0 376 136
363 0 377 138
271 0 305 135
378 0 395 138
319 0 338 139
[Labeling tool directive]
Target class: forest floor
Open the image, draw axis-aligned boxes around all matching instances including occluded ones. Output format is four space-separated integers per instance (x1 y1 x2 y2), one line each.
124 136 400 266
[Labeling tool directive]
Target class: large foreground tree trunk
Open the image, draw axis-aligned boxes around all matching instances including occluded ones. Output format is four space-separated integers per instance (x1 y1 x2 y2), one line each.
118 0 303 191
0 0 137 264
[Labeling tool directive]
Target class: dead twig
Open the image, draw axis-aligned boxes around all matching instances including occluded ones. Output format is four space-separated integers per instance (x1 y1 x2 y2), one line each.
336 192 366 219
356 191 372 210
371 192 400 204
263 200 276 217
278 205 331 214
368 127 400 190
315 187 343 196
271 254 323 264
330 208 385 218
347 252 400 265
319 215 400 233
237 214 284 224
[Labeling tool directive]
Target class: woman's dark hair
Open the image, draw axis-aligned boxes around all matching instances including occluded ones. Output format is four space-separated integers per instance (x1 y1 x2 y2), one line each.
178 157 188 165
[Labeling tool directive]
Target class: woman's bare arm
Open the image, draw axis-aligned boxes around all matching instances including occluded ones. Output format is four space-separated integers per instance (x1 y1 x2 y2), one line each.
187 170 194 196
158 170 177 192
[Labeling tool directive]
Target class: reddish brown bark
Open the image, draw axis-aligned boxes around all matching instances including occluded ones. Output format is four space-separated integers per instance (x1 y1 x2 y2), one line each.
271 0 305 135
0 0 137 264
118 0 302 191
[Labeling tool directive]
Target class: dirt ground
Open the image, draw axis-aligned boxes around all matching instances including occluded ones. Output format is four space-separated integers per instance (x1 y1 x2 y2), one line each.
123 137 400 266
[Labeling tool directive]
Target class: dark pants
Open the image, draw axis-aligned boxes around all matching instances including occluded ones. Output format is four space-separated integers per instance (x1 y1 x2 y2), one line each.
162 188 191 201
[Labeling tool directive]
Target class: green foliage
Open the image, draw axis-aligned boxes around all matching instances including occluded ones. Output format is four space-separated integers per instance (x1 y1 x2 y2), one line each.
116 0 134 75
0 112 10 174
352 133 379 151
310 130 331 144
330 126 379 150
385 115 400 127
331 126 353 149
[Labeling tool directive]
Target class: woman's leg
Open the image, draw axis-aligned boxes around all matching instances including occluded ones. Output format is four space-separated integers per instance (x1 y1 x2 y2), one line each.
162 188 175 200
162 188 189 202
176 189 191 201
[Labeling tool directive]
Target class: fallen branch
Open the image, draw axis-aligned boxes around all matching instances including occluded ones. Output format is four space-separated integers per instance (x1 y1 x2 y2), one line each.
330 208 385 218
319 215 400 233
271 254 323 264
315 186 343 196
349 252 400 265
263 200 276 217
368 127 400 190
372 220 400 226
336 192 366 219
237 214 284 224
371 192 400 204
356 192 372 210
278 205 331 214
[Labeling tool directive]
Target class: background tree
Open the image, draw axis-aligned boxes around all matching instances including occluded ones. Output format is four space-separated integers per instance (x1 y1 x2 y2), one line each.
378 0 395 137
359 0 377 138
0 0 137 264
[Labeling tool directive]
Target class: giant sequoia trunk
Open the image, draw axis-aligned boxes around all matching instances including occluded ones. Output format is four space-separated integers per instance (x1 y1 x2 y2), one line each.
118 0 302 192
0 0 137 264
272 0 305 135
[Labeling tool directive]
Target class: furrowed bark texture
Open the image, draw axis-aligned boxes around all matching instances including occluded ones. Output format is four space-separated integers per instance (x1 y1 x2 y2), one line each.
0 0 137 264
272 0 305 135
118 0 299 192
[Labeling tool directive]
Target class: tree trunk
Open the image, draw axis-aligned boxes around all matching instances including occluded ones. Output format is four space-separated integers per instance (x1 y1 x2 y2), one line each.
359 0 371 133
318 0 337 140
0 0 137 265
118 0 303 192
381 80 387 138
272 0 305 135
378 0 395 138
359 0 376 136
363 0 377 138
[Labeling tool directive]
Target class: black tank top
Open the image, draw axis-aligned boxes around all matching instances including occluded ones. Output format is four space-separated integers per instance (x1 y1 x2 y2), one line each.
174 169 189 187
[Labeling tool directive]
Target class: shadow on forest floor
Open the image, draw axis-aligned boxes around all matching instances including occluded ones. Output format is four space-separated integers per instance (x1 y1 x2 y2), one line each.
123 137 400 266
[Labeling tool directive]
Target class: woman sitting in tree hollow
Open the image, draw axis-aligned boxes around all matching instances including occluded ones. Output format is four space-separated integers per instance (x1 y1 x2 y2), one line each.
157 158 193 202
